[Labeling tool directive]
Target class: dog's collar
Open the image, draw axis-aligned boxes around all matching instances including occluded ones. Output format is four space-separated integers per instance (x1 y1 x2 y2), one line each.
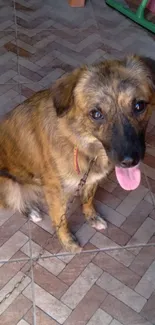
74 146 98 174
74 146 80 174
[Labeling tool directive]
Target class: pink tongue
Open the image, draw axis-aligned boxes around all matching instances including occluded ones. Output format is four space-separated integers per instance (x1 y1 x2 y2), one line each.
115 165 141 191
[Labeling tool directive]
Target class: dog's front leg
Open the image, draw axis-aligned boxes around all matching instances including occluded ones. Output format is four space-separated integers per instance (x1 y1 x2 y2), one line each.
82 183 107 230
43 177 81 253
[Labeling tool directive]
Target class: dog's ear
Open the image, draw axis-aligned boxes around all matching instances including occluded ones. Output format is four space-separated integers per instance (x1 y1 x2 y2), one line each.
52 68 84 117
138 56 155 90
124 55 155 91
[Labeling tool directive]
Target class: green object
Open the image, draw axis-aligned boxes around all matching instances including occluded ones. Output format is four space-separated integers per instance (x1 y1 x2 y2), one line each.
105 0 155 33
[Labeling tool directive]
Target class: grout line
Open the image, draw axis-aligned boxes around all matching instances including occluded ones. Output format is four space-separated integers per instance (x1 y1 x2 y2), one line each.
89 0 100 31
0 242 155 265
89 0 108 59
28 220 37 325
144 166 155 206
13 0 22 104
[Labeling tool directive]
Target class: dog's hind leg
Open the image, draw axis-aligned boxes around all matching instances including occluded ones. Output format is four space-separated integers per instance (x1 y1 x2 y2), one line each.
0 200 7 209
22 200 47 223
0 177 47 222
20 185 48 223
0 177 10 210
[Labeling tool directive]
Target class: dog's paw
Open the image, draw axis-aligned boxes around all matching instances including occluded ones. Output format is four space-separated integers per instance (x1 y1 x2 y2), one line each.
60 233 82 253
88 215 107 230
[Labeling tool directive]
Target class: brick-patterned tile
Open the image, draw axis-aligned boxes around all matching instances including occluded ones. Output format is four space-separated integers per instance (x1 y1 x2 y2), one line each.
141 163 155 182
15 0 94 30
99 178 117 193
0 212 27 246
76 223 96 247
17 320 30 325
97 272 146 312
130 235 155 276
21 86 35 99
95 187 121 209
21 221 52 247
0 209 13 227
135 261 155 299
112 184 129 200
68 205 85 234
141 291 155 324
140 173 150 189
0 68 17 85
121 200 153 236
87 308 112 325
103 222 131 246
44 234 62 254
0 271 31 315
0 231 28 265
0 251 27 289
58 243 97 286
146 133 155 147
64 285 107 325
0 86 19 107
0 1 15 26
149 208 155 220
108 170 117 183
23 283 71 324
93 252 141 289
0 33 17 83
127 218 155 255
61 263 102 309
146 178 155 195
24 306 59 325
144 192 155 205
101 294 151 325
21 240 66 276
21 221 61 253
0 294 32 325
95 200 126 227
32 264 68 299
0 91 24 116
116 185 149 217
110 320 123 325
57 248 75 264
90 232 135 266
144 153 155 169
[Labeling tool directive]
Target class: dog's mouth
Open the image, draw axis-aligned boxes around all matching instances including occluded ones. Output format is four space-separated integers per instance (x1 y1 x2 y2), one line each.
115 164 141 191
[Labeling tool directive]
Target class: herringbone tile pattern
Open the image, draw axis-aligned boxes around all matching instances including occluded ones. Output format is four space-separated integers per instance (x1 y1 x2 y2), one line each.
0 0 155 324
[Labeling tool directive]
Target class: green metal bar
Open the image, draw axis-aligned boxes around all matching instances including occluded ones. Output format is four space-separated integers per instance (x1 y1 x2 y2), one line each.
105 0 155 34
136 0 149 19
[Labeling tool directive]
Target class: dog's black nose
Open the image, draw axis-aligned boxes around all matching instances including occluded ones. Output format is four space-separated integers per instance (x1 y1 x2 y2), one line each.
120 157 134 168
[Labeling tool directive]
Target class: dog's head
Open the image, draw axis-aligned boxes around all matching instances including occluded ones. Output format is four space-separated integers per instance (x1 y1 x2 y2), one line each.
52 55 154 190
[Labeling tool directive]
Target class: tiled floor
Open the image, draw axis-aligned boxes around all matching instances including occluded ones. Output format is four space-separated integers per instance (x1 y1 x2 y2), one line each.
0 0 155 324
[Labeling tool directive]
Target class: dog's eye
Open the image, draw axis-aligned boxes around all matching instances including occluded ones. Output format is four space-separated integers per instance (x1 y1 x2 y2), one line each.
90 109 104 121
133 100 147 115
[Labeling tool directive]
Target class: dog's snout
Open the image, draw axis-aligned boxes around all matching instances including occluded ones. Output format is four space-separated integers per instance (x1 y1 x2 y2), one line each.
120 156 138 168
108 116 146 167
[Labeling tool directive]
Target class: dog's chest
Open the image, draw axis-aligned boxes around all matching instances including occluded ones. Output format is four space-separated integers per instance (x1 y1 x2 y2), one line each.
63 176 80 193
86 161 111 186
62 158 112 193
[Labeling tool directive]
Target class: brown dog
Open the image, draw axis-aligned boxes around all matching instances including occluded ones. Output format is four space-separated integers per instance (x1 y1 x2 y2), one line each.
0 55 154 252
